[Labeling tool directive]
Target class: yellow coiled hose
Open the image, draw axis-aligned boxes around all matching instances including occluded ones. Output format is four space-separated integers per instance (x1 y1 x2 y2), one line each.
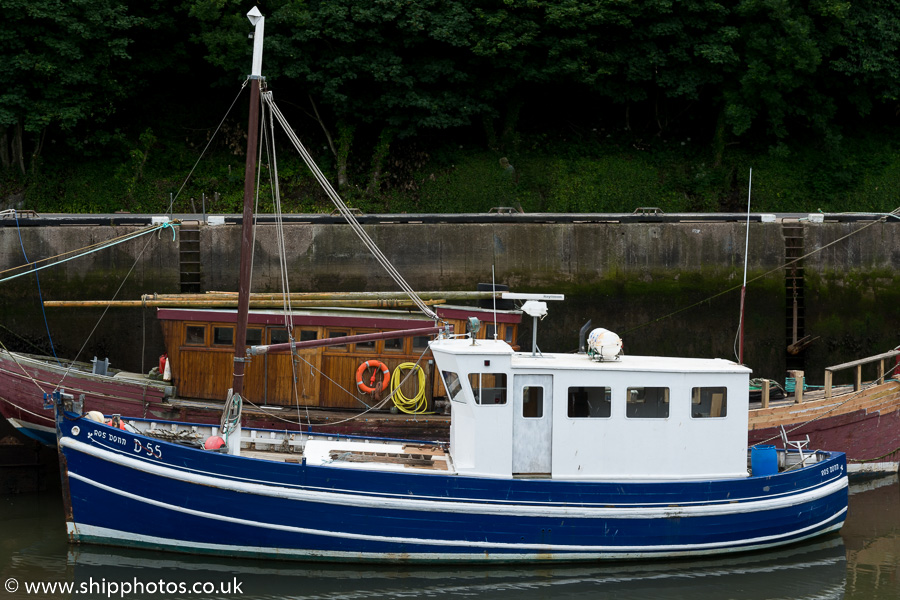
390 362 431 414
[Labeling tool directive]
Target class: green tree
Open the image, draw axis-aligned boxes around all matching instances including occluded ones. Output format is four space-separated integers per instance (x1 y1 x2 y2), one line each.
723 0 850 140
189 0 487 189
0 0 141 174
827 0 900 114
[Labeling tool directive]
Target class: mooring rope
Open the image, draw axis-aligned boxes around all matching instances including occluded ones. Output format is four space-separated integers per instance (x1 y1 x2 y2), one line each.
0 221 176 285
624 207 900 336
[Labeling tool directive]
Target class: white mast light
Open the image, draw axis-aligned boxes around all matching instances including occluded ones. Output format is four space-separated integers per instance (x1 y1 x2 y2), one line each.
247 7 265 78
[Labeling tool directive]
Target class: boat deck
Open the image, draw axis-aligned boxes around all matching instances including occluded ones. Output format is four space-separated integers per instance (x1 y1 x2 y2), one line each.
234 440 451 473
749 380 900 429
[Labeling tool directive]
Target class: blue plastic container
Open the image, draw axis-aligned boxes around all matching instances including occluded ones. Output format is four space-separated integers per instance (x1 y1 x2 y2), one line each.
751 445 778 476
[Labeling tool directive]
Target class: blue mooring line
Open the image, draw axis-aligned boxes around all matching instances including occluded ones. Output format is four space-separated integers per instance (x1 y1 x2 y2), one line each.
15 211 61 365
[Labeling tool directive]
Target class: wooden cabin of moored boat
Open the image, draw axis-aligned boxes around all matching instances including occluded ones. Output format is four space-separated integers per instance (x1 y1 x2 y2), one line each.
157 306 522 409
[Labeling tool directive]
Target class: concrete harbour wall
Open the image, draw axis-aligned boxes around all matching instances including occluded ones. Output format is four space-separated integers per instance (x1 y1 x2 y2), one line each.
1 217 897 383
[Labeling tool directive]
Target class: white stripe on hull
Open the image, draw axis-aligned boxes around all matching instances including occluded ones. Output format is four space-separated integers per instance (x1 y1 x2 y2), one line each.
6 417 55 435
67 516 846 562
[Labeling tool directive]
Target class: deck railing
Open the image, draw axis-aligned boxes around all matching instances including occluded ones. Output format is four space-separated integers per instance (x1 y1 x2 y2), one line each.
823 349 900 399
758 348 899 408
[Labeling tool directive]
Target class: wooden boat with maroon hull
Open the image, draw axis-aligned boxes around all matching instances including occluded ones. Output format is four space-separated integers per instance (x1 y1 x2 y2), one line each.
0 302 519 446
748 349 900 477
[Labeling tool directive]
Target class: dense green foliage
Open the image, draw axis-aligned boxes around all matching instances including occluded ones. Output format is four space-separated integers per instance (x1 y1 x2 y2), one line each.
2 0 899 214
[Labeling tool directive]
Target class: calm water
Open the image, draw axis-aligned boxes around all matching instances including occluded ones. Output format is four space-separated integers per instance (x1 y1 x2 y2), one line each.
1 474 897 600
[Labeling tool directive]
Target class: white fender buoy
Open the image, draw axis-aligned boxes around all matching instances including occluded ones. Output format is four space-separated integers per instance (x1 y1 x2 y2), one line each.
587 328 622 361
85 411 106 423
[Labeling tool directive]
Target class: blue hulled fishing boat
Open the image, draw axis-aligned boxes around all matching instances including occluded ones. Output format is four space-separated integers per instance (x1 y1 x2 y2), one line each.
52 6 847 563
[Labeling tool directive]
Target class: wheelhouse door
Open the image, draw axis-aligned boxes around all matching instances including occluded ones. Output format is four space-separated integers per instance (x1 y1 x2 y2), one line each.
512 374 553 475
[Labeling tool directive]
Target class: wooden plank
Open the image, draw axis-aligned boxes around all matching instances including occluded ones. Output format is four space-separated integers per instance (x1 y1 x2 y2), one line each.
826 350 900 372
328 450 447 470
749 387 900 428
402 444 445 456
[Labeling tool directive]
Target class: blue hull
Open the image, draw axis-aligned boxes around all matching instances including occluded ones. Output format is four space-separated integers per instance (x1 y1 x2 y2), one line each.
58 414 848 562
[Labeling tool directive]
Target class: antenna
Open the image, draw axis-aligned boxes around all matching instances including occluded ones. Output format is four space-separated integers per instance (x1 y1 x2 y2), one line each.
491 265 498 340
739 167 752 364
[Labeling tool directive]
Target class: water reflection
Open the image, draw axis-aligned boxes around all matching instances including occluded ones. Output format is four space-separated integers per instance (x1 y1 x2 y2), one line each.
65 539 849 600
2 475 898 600
844 475 900 600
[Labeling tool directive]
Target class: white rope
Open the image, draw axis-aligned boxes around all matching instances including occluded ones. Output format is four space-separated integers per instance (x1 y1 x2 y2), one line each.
260 92 439 322
261 94 310 427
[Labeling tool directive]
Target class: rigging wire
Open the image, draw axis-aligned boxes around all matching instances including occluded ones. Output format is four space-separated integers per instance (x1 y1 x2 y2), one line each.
260 92 311 428
624 207 900 337
260 92 439 323
166 79 249 215
0 222 176 284
51 234 162 393
1 79 249 393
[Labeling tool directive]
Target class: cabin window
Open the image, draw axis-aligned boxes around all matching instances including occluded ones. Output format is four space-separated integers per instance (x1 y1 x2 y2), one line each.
522 386 544 418
567 386 611 418
299 329 318 342
691 387 727 418
469 373 508 405
412 336 429 351
213 326 234 347
246 328 262 347
327 330 349 350
270 328 290 345
626 387 669 418
442 371 464 403
504 325 514 343
383 337 404 352
354 330 377 353
484 324 496 340
184 325 206 346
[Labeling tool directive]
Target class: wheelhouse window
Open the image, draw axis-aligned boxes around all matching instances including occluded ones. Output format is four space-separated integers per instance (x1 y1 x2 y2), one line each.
567 386 611 418
412 336 429 352
354 330 377 353
469 373 508 405
327 330 349 350
522 386 544 418
299 329 318 342
270 328 290 345
383 337 404 352
442 371 464 403
626 386 669 418
246 328 262 347
213 326 234 347
184 325 206 346
504 325 514 343
692 387 727 418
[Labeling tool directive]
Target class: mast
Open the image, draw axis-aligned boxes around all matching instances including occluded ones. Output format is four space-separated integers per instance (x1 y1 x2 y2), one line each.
232 7 265 397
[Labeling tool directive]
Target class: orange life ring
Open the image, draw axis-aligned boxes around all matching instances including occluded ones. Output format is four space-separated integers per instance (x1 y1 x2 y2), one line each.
356 360 391 393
